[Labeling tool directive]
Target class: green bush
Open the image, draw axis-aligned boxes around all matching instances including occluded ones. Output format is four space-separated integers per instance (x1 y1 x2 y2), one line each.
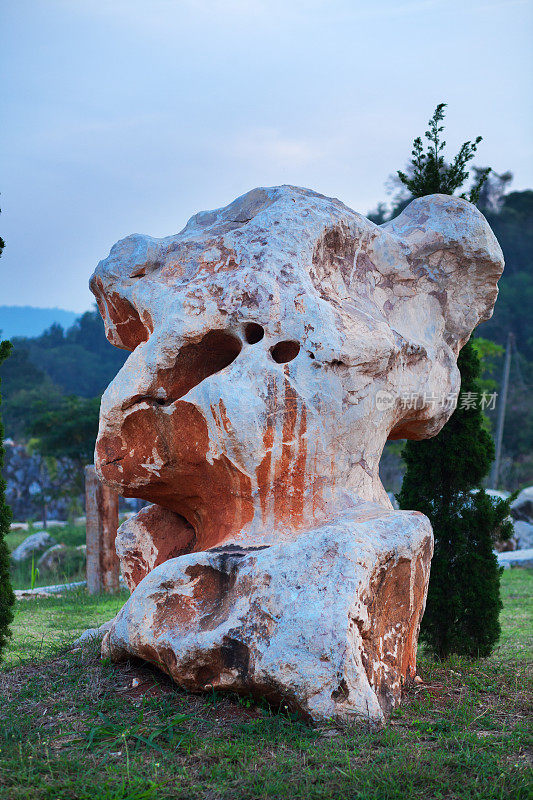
398 342 513 658
0 339 15 660
395 105 512 659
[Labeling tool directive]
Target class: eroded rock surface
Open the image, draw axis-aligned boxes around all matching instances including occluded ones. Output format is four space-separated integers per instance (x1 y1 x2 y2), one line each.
103 505 431 722
91 185 503 722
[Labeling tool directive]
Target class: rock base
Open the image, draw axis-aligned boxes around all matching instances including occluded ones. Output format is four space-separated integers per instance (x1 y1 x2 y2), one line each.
103 507 432 723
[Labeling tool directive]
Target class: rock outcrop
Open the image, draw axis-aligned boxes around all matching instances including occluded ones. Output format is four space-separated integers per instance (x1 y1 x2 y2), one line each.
3 441 79 522
91 185 504 722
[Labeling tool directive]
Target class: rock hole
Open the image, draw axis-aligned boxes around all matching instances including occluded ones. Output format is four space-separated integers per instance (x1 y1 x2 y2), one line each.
221 637 250 679
244 322 265 344
270 340 300 364
144 330 242 406
331 678 349 702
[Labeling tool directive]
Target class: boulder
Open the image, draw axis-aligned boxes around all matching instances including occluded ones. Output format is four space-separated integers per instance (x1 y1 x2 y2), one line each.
74 618 114 646
510 487 533 524
37 543 66 571
91 186 503 721
104 506 432 722
497 549 533 570
37 543 86 575
10 522 29 532
11 531 57 563
513 520 533 550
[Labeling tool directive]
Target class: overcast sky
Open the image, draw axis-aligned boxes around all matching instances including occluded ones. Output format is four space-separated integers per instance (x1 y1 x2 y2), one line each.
1 0 531 312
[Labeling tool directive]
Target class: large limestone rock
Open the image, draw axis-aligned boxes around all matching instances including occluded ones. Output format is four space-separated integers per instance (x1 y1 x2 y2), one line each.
104 506 431 721
91 186 503 722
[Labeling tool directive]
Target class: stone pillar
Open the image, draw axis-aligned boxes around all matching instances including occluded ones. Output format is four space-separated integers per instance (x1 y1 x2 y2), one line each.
85 465 120 593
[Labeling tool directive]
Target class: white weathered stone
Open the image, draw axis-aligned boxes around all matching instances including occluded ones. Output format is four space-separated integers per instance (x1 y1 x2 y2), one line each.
36 543 87 574
510 486 533 524
513 520 533 550
37 543 66 571
103 504 432 722
10 531 57 563
74 619 115 646
485 489 511 501
90 186 504 721
497 548 533 569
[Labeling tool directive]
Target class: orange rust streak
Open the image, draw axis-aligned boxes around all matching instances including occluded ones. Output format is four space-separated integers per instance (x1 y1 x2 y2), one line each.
312 451 319 518
290 406 307 525
218 400 246 466
211 402 226 448
142 309 154 334
218 399 232 434
256 419 275 522
216 399 255 535
273 378 299 524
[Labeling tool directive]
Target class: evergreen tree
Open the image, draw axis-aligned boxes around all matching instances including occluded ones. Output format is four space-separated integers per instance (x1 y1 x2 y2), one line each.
28 394 101 491
397 343 512 658
396 105 511 659
0 209 15 661
397 103 490 203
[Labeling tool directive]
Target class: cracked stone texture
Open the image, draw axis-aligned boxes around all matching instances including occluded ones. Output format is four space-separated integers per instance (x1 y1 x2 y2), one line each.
91 185 503 721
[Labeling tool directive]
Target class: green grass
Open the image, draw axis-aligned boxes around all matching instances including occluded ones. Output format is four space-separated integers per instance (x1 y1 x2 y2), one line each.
7 519 129 590
6 522 87 554
7 522 87 590
0 571 531 799
3 589 129 667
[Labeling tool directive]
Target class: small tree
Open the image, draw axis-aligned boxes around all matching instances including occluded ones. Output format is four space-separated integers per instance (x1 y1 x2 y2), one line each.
396 105 511 659
0 205 15 661
0 342 14 661
28 395 101 494
398 343 512 658
397 103 490 204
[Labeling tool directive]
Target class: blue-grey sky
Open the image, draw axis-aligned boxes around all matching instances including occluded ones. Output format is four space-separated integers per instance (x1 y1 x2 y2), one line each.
1 0 531 312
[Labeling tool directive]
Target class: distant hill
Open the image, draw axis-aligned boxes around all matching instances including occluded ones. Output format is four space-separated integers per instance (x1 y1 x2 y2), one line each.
0 306 80 339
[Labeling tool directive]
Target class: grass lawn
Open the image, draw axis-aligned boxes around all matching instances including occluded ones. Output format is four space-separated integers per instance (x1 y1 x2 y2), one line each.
8 520 129 590
0 570 531 800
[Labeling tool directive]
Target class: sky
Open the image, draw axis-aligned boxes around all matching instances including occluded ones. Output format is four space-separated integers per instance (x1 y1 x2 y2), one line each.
1 0 532 313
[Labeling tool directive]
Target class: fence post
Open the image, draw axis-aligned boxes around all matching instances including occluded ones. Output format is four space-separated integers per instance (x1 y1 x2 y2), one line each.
85 465 120 593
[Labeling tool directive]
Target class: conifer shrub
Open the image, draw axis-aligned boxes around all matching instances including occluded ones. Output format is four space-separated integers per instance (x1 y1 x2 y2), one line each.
0 338 15 661
398 342 512 659
1 208 15 661
396 105 511 659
